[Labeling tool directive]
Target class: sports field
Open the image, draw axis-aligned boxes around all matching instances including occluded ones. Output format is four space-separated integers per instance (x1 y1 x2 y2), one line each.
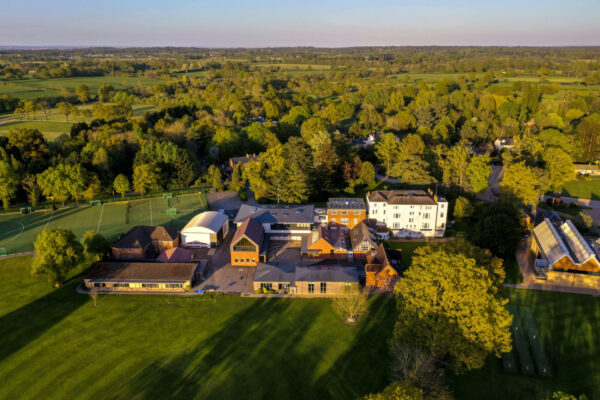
0 193 208 254
0 256 396 400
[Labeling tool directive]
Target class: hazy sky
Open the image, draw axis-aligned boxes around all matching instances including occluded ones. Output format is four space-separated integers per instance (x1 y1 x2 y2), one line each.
1 0 599 47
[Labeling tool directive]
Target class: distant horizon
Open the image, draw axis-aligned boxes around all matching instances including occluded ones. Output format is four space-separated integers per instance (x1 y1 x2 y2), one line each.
1 44 600 50
1 0 598 48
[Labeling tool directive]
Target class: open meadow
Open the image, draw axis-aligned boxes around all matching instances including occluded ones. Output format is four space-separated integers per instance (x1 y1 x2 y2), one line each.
0 256 597 400
0 193 207 255
0 256 397 400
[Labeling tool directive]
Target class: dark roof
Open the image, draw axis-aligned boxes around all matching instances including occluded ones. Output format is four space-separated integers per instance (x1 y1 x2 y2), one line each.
232 217 264 247
156 247 194 263
113 226 179 249
350 221 376 249
234 204 315 225
86 262 197 283
295 266 358 283
327 198 366 210
367 190 441 206
230 154 258 165
253 263 296 282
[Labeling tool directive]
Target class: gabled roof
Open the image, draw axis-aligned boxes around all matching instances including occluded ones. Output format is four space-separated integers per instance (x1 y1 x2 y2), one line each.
230 154 258 166
574 163 600 171
156 247 194 263
295 266 358 283
366 243 391 271
234 204 314 225
532 219 570 266
367 190 440 205
113 226 179 249
182 211 228 234
232 217 264 247
560 220 596 264
86 262 197 283
308 225 347 251
350 221 376 250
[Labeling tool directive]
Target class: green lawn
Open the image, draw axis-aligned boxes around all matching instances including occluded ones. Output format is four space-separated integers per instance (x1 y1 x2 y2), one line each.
383 241 426 268
0 193 207 254
452 288 600 400
0 120 73 140
0 257 397 400
559 178 600 200
0 76 163 100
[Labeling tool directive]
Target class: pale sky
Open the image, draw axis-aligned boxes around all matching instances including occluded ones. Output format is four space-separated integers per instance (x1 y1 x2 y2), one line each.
1 0 599 47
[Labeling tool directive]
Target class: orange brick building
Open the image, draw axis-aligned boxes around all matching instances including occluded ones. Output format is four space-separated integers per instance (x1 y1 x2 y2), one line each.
327 198 366 231
231 218 265 267
302 225 349 259
365 243 399 289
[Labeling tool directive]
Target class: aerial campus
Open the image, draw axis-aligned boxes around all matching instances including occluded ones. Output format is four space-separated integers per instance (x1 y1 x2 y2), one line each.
1 4 600 400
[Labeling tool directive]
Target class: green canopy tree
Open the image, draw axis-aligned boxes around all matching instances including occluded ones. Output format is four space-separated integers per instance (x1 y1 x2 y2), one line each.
207 165 224 192
474 199 527 259
113 174 131 199
440 145 469 190
76 84 90 104
466 154 491 194
375 132 400 175
543 147 574 192
133 164 161 197
394 246 512 372
32 228 83 287
359 161 376 186
0 159 19 209
82 230 111 261
501 161 545 205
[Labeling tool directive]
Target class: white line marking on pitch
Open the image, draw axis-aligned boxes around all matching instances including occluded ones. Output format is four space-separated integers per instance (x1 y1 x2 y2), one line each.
43 210 55 232
96 204 105 233
149 200 153 226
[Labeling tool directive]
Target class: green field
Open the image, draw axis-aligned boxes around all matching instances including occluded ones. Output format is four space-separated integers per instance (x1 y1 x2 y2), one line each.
0 193 207 254
0 75 163 100
0 257 396 400
559 178 600 200
453 289 600 399
0 103 157 140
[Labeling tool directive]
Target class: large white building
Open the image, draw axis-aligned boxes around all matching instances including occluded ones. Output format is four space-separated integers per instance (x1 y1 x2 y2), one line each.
366 190 448 238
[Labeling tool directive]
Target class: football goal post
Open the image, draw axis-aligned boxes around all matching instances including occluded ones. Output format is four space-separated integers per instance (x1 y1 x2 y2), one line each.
163 193 173 199
20 207 32 214
89 200 101 206
0 248 7 256
167 208 177 216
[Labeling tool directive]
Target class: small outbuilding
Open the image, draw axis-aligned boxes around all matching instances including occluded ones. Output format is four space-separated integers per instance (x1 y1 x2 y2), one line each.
181 211 229 248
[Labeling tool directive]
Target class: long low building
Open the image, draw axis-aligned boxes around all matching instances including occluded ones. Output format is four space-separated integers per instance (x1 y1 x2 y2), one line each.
84 262 201 292
531 218 600 274
234 204 314 240
253 263 359 296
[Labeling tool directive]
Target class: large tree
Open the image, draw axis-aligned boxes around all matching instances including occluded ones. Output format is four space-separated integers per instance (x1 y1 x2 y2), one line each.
474 199 526 259
466 154 491 194
394 246 512 372
501 161 545 205
375 132 400 175
133 164 161 197
0 159 19 209
113 174 131 199
543 147 574 192
32 228 83 287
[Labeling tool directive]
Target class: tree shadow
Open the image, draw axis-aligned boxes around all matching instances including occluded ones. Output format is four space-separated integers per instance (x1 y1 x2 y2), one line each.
312 294 397 399
108 296 396 400
0 277 87 362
